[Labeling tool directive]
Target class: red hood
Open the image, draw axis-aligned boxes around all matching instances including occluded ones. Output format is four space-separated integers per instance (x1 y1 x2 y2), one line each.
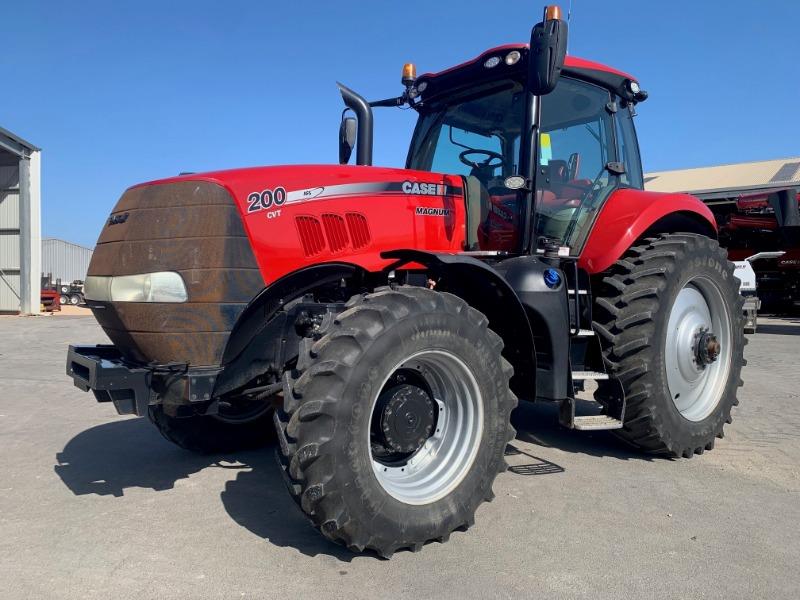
132 164 469 284
91 164 469 366
133 164 435 198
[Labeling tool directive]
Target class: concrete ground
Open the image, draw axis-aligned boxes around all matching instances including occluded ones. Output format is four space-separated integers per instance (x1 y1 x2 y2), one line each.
1 314 798 600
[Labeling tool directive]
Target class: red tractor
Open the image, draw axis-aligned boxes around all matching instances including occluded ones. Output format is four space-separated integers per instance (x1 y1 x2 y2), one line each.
67 7 745 557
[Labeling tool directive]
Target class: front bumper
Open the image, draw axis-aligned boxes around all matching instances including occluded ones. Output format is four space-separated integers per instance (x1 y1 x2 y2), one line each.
66 345 220 417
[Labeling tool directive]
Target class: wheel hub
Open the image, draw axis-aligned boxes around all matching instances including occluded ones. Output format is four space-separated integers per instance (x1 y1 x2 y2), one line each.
694 329 721 366
374 383 436 455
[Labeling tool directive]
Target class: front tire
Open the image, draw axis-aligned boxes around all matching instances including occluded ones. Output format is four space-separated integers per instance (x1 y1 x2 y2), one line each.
274 286 516 557
593 234 745 457
148 400 274 454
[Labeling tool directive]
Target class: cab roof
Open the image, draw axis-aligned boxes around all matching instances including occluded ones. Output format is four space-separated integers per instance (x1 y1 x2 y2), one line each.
416 43 638 103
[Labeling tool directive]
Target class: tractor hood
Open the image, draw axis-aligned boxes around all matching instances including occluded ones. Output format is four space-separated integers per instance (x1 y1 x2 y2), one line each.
86 164 467 367
134 164 469 282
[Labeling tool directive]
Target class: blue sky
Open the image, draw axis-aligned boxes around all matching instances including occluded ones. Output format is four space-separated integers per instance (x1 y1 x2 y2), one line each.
2 1 798 247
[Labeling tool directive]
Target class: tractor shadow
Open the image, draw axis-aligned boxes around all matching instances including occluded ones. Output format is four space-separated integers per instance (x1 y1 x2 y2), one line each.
53 418 356 561
755 322 800 336
55 399 656 562
54 417 210 497
510 398 658 462
219 452 359 561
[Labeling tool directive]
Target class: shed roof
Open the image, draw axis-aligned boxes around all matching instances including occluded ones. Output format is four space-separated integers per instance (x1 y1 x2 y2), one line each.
42 238 93 252
644 157 800 199
0 126 40 157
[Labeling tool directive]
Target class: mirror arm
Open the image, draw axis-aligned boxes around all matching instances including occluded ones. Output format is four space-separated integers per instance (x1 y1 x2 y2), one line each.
369 96 404 108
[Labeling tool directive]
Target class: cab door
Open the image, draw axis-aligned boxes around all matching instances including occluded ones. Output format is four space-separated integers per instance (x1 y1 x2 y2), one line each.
534 77 619 254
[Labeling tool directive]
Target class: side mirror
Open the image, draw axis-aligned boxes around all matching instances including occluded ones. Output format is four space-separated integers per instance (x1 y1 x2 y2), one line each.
528 6 568 96
339 116 357 165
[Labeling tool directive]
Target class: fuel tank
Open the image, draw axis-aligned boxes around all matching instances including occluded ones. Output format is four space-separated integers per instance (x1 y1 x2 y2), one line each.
86 165 467 367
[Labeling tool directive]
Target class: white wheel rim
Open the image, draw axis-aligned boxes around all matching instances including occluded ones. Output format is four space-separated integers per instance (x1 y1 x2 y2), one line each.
370 350 484 506
665 277 732 421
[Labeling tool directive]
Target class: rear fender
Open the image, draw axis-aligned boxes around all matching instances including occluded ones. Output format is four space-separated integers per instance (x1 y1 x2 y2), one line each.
382 249 537 399
579 189 717 274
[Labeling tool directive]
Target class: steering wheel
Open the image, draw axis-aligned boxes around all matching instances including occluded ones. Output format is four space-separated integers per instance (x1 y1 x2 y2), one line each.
459 149 504 170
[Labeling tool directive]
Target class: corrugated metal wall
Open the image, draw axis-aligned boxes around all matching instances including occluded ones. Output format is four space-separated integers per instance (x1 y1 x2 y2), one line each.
42 238 93 283
0 164 21 312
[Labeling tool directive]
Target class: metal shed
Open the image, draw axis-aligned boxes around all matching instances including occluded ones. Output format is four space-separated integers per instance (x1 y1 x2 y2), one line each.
42 238 93 284
0 127 41 314
645 157 800 199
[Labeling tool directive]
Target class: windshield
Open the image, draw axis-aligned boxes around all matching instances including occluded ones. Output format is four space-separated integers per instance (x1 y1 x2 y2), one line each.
406 76 620 254
406 80 526 251
407 80 525 183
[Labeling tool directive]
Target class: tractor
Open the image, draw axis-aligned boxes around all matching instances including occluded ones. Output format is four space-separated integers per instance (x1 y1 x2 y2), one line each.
66 6 745 557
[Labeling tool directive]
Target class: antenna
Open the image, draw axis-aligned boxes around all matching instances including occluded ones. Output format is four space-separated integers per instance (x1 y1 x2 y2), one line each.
566 0 573 53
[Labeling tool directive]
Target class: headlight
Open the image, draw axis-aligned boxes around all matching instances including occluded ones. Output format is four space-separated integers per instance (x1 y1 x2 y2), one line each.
84 272 188 303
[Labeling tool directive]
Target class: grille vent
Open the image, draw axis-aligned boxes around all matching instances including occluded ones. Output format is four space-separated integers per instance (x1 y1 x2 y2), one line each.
346 213 371 249
295 212 371 256
321 214 349 253
295 216 326 256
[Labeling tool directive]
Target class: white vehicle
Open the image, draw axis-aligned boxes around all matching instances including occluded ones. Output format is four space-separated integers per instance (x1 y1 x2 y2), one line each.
734 251 785 333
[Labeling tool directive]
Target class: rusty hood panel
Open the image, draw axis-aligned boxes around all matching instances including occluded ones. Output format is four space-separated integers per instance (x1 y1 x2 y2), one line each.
87 181 264 367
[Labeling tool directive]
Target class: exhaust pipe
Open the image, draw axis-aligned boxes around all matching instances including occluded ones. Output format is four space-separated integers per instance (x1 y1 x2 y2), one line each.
337 82 373 166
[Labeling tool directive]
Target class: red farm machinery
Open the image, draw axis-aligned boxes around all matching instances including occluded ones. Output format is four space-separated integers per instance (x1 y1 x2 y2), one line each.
66 6 745 556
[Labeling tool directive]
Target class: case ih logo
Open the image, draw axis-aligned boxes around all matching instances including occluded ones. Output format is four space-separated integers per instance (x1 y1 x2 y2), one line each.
415 206 453 217
402 181 445 196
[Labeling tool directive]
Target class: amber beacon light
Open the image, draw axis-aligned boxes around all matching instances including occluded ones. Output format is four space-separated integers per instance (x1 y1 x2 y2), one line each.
402 63 417 85
545 5 562 20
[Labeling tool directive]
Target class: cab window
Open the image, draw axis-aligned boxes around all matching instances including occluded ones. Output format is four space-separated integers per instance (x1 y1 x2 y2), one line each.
535 78 616 252
615 105 644 189
407 79 524 187
430 127 503 178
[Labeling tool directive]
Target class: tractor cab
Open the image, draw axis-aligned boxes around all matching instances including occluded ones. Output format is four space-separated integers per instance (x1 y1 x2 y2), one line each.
340 5 649 260
405 59 645 254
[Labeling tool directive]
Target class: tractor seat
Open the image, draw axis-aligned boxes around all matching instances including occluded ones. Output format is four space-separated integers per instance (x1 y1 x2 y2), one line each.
463 176 491 250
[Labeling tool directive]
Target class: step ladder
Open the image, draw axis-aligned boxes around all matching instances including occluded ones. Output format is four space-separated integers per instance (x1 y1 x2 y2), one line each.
559 370 626 431
563 272 625 431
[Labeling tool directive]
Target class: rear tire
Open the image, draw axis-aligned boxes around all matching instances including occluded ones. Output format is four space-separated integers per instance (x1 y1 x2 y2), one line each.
274 286 516 557
592 234 745 457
